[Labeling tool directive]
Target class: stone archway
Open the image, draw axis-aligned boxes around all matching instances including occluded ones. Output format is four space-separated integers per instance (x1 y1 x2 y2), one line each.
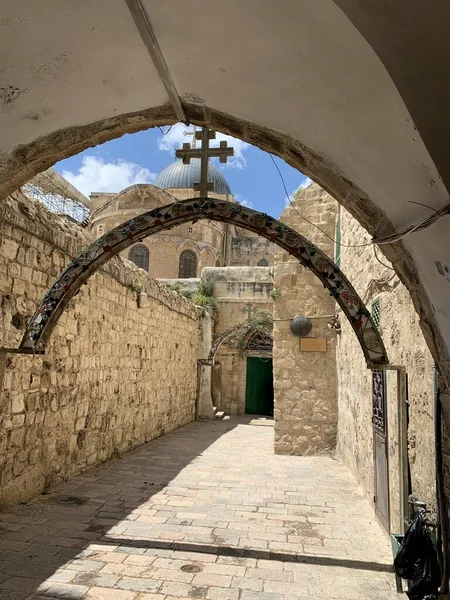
17 193 387 368
206 316 273 365
2 111 448 391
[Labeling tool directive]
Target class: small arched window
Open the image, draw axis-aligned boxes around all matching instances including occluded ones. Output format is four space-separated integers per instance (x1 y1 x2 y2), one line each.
129 244 149 271
179 250 197 278
258 258 269 266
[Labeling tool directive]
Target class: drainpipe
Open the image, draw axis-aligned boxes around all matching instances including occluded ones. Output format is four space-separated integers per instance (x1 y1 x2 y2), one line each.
434 365 449 595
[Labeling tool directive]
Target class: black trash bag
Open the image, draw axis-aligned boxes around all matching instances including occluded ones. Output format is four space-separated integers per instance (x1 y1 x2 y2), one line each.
394 511 441 600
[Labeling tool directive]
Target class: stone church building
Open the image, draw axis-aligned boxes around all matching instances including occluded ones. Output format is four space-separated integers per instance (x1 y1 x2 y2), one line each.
89 158 273 277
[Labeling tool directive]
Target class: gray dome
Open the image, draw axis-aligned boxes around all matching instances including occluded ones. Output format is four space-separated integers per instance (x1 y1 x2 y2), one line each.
154 159 231 195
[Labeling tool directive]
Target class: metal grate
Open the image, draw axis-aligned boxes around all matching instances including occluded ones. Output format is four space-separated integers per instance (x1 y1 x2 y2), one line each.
372 298 381 330
179 249 197 278
372 369 387 433
129 244 149 271
23 168 89 224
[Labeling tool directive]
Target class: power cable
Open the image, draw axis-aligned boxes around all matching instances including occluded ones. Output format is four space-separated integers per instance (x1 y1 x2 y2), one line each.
269 153 450 248
269 154 373 248
157 125 174 136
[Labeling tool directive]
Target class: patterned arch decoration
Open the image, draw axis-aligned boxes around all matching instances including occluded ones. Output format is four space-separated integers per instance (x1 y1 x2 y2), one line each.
206 317 273 364
20 197 388 368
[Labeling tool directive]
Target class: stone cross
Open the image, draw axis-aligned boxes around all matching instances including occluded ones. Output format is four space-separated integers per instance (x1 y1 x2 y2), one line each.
175 127 234 197
243 303 257 321
183 125 198 149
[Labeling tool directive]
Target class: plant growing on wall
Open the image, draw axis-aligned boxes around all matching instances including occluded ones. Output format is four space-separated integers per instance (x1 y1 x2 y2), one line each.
191 279 218 310
270 287 280 301
129 279 142 295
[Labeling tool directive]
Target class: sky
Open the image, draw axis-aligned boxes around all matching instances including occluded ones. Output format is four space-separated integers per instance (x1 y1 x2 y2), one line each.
55 123 312 219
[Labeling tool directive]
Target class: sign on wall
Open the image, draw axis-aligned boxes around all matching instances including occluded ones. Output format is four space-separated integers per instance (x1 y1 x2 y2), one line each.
299 338 327 352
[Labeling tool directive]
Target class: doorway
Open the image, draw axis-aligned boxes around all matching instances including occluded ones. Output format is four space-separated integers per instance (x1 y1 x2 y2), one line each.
245 357 274 416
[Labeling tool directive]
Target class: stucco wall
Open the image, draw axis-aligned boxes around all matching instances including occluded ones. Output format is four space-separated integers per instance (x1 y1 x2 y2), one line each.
0 192 199 507
336 206 436 529
273 185 338 455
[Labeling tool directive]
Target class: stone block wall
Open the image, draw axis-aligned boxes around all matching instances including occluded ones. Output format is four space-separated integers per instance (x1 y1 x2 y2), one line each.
230 236 274 266
273 185 338 454
0 192 199 507
336 206 436 529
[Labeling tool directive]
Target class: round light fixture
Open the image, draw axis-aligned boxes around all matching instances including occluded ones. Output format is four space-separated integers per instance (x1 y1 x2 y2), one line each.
290 316 312 337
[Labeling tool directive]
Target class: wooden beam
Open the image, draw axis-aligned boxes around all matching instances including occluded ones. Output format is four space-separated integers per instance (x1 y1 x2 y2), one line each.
125 0 187 124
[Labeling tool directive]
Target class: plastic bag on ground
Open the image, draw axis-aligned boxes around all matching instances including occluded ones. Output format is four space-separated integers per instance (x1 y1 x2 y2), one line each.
394 511 441 600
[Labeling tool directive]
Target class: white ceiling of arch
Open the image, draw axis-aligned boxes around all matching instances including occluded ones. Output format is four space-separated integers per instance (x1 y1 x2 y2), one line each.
1 0 450 354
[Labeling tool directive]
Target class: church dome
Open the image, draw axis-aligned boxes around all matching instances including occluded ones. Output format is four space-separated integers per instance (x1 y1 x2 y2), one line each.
154 159 231 195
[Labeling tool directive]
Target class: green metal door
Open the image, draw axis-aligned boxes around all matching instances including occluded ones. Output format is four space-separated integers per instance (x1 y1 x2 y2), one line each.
245 357 274 416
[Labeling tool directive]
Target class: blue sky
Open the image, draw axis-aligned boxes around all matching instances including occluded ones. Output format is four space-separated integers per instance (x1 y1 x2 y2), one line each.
55 123 311 218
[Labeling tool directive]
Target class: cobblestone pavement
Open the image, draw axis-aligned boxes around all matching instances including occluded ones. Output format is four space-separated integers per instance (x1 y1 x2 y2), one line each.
0 417 398 599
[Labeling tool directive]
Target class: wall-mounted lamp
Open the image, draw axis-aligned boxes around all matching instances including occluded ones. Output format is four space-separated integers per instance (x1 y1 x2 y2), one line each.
290 316 312 337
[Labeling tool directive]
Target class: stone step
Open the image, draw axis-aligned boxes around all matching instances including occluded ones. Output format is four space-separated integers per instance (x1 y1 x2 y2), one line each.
213 406 218 415
215 410 226 420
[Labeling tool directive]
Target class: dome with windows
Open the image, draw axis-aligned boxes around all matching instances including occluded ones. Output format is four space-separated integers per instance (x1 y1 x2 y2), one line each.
154 158 231 195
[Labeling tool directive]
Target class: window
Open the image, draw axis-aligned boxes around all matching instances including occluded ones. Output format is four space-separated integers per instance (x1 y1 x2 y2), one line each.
129 244 149 271
371 298 381 331
335 210 341 267
179 250 197 278
258 258 269 266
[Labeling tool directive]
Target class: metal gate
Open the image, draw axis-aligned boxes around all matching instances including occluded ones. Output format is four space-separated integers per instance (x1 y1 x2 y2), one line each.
372 369 390 531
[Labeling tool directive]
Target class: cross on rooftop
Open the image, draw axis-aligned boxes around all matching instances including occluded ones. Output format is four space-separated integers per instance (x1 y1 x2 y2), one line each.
183 125 198 149
175 127 234 197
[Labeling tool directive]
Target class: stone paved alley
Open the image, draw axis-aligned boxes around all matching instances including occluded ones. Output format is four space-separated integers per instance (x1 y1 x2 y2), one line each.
0 418 398 599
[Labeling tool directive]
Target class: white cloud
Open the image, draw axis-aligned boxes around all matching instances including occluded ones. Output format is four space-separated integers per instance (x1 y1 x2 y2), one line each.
61 156 157 197
157 123 250 170
235 193 255 209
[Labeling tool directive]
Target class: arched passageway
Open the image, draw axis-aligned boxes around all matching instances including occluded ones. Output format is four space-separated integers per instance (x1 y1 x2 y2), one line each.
1 1 450 393
18 193 387 368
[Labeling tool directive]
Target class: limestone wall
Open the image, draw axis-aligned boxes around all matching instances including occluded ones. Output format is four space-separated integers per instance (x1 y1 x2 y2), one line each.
336 206 436 530
0 192 199 507
273 185 338 454
230 236 274 266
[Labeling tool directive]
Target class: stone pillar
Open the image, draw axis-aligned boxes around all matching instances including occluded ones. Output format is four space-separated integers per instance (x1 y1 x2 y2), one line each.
273 184 338 454
197 362 214 419
197 309 214 419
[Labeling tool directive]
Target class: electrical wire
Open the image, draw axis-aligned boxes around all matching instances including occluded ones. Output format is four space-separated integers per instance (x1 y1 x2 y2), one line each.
373 245 395 271
269 153 450 248
269 154 373 248
157 125 174 136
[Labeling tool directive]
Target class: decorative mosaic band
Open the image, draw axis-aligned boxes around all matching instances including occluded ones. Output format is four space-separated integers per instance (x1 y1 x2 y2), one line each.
20 197 388 367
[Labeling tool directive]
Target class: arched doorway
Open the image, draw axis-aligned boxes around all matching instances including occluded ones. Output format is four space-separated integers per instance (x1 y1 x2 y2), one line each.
17 194 387 369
